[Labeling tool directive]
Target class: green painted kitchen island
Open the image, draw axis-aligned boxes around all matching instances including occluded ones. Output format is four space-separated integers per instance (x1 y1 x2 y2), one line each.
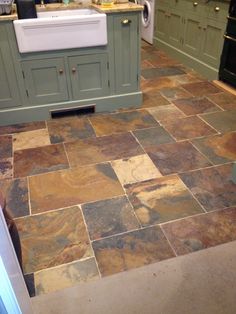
0 3 143 126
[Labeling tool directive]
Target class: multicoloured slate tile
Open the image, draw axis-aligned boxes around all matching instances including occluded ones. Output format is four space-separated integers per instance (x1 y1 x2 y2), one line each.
191 132 236 165
13 129 50 151
148 105 186 123
160 87 192 100
0 177 29 218
142 66 185 79
133 126 175 147
89 110 159 136
141 77 176 94
207 92 236 110
162 207 236 255
125 175 203 226
29 163 124 214
162 116 217 140
0 135 12 159
15 206 92 273
146 141 211 175
0 121 46 136
180 163 236 211
200 110 236 133
34 258 99 295
82 196 139 240
173 97 221 115
47 117 96 144
92 225 175 276
111 154 162 185
0 158 13 180
141 92 170 109
181 81 221 96
64 132 144 167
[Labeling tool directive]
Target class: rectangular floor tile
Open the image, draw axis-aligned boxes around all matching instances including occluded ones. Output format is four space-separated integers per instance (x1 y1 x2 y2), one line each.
14 144 69 178
191 132 236 165
160 87 192 100
180 163 236 211
89 110 159 136
207 92 236 110
141 77 176 94
200 110 236 133
173 97 222 115
146 141 211 175
148 105 186 123
142 66 185 79
162 116 217 141
141 92 170 109
0 158 13 180
29 163 124 214
0 121 46 136
47 117 96 144
162 207 236 255
0 135 12 158
111 154 162 186
13 129 51 151
133 126 175 147
15 206 92 273
181 81 221 96
65 132 144 167
34 258 99 296
0 177 29 218
82 196 140 241
125 175 204 226
92 225 175 276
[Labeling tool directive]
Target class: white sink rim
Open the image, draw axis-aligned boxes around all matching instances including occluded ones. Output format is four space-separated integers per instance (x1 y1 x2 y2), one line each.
37 8 101 18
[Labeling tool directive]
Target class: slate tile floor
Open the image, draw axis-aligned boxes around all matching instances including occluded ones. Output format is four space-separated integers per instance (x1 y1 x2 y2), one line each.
0 42 236 297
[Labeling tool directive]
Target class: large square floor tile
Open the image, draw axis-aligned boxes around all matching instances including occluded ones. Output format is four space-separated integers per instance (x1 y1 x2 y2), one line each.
181 81 221 96
29 163 124 214
82 196 139 241
89 110 159 136
191 132 236 165
133 126 175 147
162 207 236 255
142 66 185 79
14 144 69 178
65 133 144 167
13 129 50 151
148 105 186 123
207 92 236 110
200 110 236 133
125 175 204 226
15 206 92 273
0 121 46 136
179 164 236 211
160 87 192 100
92 225 175 276
146 141 211 175
141 92 170 109
173 97 221 115
47 117 95 144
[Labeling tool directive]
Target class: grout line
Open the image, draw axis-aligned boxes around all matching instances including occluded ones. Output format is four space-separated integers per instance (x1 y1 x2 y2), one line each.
125 193 143 229
189 139 215 166
160 225 178 257
197 114 221 134
62 142 71 169
27 176 32 216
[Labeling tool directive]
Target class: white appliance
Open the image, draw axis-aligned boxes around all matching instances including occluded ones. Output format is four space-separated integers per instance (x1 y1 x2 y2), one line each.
140 0 155 44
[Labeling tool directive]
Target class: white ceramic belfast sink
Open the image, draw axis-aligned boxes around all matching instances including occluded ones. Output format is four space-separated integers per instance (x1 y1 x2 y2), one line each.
13 9 107 53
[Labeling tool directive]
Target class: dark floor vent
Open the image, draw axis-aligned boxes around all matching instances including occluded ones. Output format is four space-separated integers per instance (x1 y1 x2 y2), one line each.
50 105 95 119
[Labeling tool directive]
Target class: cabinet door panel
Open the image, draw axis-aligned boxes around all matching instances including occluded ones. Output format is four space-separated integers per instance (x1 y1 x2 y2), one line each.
0 25 21 109
69 54 109 100
168 9 184 49
183 13 202 57
114 14 139 93
21 58 68 105
155 7 169 41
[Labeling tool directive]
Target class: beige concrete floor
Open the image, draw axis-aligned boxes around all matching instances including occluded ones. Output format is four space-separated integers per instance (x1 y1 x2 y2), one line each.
32 240 236 314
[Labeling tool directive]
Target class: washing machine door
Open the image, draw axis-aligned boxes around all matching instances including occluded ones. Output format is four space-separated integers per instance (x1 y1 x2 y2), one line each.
142 0 152 28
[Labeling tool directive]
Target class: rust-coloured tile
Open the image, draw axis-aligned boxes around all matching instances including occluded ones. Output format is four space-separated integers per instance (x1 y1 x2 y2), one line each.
191 132 236 165
148 105 186 123
0 135 12 159
179 163 236 212
141 60 154 70
141 77 176 94
29 163 124 214
13 129 51 151
200 110 236 133
162 116 217 140
92 225 175 276
133 126 175 147
0 158 13 180
14 144 69 178
125 175 203 227
0 121 46 136
47 117 96 144
0 177 29 218
141 92 170 109
173 97 222 115
89 110 159 136
146 141 211 175
169 74 201 86
160 87 192 100
207 92 236 110
181 81 221 96
15 206 92 273
82 196 140 240
162 207 236 255
65 132 144 167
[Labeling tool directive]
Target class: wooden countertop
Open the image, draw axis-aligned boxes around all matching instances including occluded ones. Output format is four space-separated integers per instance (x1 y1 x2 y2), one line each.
0 2 143 21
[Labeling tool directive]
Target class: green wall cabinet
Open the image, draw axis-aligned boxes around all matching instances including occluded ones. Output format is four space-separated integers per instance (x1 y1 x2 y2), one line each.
0 24 21 109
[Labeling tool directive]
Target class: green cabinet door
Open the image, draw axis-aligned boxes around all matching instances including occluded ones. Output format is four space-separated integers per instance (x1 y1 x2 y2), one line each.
182 13 202 58
200 19 225 68
0 24 21 109
155 6 169 41
113 13 139 93
68 53 109 100
21 58 69 105
168 9 184 49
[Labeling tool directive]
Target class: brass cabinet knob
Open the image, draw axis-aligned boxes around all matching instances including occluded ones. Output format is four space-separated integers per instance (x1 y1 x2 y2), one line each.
59 69 63 74
215 6 220 12
193 2 198 6
122 19 131 25
72 67 76 74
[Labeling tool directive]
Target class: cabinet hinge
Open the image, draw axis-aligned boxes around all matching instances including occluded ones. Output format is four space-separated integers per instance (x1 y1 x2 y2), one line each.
22 70 25 79
26 89 29 97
